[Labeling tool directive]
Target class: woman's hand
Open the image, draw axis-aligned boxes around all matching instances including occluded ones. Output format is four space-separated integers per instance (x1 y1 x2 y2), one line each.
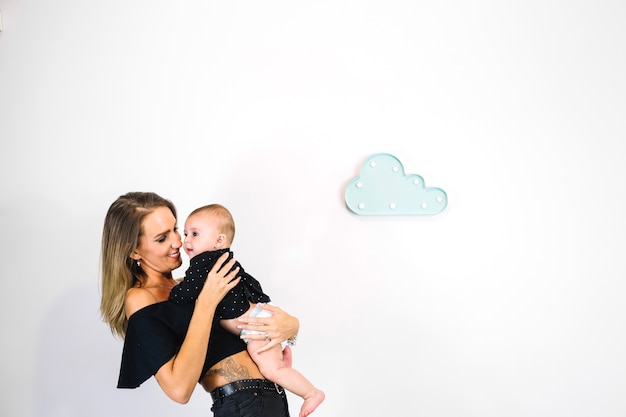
237 304 299 353
196 252 240 310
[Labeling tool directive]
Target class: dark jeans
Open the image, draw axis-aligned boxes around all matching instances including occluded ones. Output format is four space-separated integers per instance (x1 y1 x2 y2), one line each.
210 383 290 417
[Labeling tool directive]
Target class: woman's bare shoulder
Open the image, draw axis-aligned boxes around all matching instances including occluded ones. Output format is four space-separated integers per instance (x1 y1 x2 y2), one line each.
125 287 159 318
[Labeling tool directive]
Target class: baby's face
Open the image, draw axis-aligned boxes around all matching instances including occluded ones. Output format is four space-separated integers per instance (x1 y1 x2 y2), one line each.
183 213 222 258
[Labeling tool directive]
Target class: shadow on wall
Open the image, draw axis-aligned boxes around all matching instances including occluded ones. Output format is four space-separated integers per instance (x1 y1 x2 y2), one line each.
33 284 195 417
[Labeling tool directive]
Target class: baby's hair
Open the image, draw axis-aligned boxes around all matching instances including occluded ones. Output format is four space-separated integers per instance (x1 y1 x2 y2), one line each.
190 204 236 244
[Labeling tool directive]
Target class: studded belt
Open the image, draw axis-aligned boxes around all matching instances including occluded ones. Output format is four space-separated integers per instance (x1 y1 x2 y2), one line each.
210 379 282 403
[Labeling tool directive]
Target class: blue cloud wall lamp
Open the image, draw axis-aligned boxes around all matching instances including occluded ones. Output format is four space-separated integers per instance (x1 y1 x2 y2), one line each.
345 153 448 215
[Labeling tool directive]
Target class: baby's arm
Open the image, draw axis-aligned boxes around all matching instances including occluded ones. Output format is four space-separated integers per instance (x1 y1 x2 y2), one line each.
220 303 257 335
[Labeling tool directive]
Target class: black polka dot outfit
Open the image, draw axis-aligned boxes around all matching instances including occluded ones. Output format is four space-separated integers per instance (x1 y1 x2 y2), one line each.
170 248 271 320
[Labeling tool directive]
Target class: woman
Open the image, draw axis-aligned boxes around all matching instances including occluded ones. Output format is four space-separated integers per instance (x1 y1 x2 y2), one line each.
100 192 299 416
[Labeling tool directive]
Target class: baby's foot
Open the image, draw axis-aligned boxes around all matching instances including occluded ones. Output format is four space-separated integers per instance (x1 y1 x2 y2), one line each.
299 389 325 417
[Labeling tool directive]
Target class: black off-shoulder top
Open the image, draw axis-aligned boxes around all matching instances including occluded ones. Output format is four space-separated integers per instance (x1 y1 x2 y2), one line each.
117 300 247 388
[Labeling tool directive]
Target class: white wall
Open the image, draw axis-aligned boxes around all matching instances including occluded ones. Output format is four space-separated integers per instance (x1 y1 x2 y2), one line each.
1 1 625 416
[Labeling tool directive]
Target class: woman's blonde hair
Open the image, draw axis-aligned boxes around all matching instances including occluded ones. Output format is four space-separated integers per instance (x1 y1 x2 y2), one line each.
99 192 177 339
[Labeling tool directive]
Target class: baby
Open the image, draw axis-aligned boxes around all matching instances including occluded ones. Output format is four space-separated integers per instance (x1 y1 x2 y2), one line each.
170 204 325 417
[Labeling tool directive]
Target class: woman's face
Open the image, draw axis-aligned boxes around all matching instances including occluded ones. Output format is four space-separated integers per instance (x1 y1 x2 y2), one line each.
133 206 183 276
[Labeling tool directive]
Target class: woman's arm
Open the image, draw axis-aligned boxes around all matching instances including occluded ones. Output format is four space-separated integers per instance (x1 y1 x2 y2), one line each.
236 303 300 354
154 254 240 403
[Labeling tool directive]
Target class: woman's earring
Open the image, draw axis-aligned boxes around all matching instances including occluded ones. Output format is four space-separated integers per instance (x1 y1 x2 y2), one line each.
136 260 141 267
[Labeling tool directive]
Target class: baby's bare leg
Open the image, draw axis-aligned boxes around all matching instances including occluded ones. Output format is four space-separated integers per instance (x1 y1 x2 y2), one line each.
248 342 324 417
